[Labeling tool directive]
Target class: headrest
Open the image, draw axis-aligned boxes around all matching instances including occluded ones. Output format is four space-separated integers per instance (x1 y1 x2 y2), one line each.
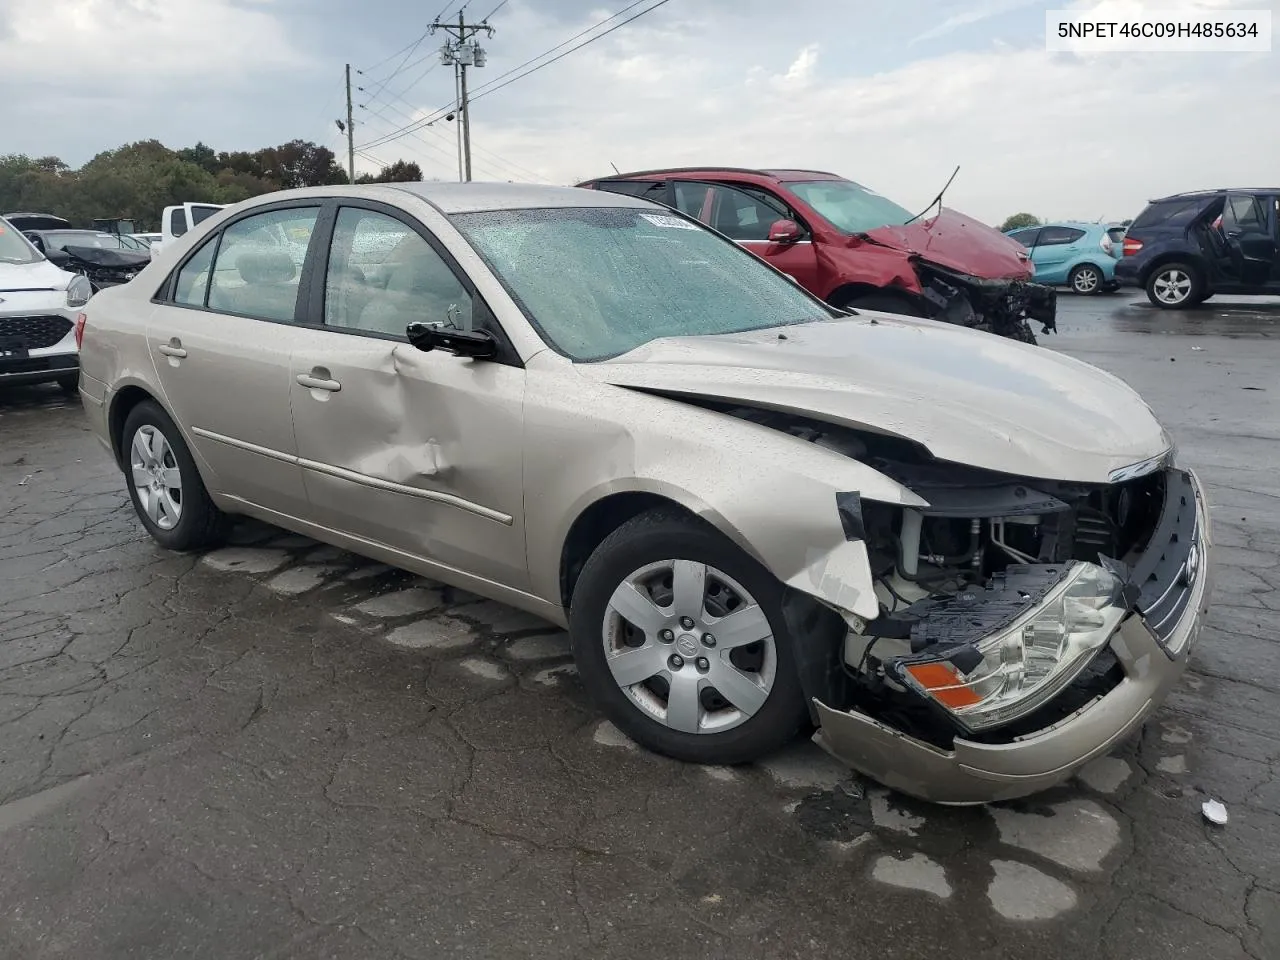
237 249 296 284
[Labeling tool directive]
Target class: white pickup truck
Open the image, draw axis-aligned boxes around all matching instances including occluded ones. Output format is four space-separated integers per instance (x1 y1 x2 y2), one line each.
148 202 225 260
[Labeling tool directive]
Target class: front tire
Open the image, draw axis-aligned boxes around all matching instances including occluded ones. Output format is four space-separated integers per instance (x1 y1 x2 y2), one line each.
122 400 229 551
569 509 808 765
1146 262 1203 309
1068 263 1103 295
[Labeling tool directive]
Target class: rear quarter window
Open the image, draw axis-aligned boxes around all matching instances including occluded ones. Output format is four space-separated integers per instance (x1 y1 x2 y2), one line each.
1130 198 1217 231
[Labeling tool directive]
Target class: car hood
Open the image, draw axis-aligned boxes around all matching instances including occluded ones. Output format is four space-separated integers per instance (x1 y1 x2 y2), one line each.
580 315 1170 484
861 207 1032 280
0 259 71 292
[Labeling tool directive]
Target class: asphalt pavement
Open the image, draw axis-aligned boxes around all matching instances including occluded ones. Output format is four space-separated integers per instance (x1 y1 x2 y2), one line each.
1 291 1278 959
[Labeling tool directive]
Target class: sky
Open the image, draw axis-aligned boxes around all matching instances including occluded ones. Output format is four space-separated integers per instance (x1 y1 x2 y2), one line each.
1 0 1276 224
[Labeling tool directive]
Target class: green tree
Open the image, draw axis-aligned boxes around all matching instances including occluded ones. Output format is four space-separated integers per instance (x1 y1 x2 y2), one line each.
999 212 1041 232
177 142 220 174
355 160 424 184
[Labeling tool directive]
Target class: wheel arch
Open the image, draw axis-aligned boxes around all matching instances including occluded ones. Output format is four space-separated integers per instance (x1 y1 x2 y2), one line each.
826 281 927 313
107 382 167 469
1139 251 1209 288
558 487 739 612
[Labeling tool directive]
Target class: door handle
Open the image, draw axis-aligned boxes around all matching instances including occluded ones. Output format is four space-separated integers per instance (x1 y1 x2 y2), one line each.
157 339 187 358
296 372 341 392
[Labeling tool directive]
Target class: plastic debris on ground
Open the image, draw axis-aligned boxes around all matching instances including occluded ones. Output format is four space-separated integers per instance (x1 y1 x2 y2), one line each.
1201 798 1228 825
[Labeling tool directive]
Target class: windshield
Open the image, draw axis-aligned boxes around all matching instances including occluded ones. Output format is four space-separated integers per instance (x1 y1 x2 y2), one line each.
788 179 915 234
0 219 42 264
452 206 833 361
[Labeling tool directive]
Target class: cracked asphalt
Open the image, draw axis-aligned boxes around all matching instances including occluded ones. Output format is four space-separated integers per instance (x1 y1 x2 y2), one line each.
1 292 1278 959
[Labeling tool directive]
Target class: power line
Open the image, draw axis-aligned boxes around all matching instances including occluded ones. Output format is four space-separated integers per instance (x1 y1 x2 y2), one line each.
357 0 651 148
479 0 509 20
465 0 675 106
356 0 457 80
357 0 673 152
360 84 547 182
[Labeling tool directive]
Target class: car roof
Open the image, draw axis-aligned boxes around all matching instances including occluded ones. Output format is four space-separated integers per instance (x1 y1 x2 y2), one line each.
225 183 657 218
389 181 655 213
1150 188 1280 202
585 166 846 184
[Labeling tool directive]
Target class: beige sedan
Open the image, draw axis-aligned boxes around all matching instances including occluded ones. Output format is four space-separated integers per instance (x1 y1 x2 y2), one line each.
76 183 1212 803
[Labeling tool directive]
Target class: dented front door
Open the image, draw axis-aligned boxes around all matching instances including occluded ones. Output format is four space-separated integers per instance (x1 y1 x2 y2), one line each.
288 329 528 591
287 203 528 592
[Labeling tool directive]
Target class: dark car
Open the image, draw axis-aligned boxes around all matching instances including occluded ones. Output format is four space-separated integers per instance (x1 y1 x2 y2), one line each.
1115 189 1280 308
21 229 152 290
577 167 1056 344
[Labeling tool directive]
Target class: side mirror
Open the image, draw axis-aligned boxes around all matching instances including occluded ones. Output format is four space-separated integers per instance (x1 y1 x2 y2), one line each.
407 322 497 360
768 218 803 244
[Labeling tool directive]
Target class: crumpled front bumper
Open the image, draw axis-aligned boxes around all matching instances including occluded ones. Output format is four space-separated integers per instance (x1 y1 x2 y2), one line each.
812 469 1212 805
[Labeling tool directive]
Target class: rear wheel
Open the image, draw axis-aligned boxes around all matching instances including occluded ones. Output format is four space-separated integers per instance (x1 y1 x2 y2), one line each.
1068 263 1103 295
122 401 229 551
569 509 808 764
1146 262 1203 309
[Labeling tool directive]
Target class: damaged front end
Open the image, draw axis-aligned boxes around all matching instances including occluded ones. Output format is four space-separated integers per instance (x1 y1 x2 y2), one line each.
917 262 1056 345
778 429 1210 804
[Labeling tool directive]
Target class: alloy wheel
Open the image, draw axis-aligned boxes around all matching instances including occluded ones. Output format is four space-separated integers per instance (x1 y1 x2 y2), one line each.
601 559 776 735
1072 266 1100 294
1152 268 1192 305
129 424 183 530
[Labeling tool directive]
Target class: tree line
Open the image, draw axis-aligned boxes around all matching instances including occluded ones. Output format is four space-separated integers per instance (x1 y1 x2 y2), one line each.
0 140 425 231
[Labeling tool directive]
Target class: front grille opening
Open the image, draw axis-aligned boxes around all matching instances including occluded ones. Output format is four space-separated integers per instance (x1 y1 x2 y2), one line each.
0 315 73 350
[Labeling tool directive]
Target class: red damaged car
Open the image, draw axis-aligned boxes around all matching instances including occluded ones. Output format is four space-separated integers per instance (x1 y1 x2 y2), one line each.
578 167 1056 344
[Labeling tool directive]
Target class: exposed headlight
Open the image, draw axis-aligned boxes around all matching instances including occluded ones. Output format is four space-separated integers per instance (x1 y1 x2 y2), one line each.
66 275 93 308
897 562 1126 732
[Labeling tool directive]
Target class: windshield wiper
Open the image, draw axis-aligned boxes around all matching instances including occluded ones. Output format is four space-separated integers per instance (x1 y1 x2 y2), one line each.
903 165 960 226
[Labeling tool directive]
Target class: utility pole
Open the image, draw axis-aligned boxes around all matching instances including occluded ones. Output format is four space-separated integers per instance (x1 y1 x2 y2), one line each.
433 11 494 182
344 63 356 183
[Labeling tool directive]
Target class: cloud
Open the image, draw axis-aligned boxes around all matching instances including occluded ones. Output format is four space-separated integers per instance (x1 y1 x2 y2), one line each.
0 0 308 81
910 0 1043 44
773 44 820 90
3 0 1276 223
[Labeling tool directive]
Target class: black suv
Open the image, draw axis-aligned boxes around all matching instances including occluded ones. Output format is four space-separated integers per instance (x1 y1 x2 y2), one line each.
1115 189 1280 308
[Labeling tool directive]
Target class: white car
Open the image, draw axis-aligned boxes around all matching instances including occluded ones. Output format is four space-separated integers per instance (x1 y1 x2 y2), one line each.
0 216 93 393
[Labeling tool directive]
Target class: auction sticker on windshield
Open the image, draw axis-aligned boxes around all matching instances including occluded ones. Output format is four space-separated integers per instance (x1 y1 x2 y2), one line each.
640 213 699 230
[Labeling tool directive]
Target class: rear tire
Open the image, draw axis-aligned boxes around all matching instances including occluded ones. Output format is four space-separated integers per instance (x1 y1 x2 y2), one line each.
569 508 808 765
1068 263 1103 295
121 400 229 551
1145 262 1203 309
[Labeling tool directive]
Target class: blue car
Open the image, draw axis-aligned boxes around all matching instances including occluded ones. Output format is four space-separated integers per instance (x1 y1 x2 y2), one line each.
1005 222 1126 295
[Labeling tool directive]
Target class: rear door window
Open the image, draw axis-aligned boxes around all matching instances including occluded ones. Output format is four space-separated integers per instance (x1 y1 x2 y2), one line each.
1038 226 1086 246
205 207 321 322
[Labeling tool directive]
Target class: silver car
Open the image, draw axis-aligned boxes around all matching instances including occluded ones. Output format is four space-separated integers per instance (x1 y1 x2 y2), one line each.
76 183 1212 804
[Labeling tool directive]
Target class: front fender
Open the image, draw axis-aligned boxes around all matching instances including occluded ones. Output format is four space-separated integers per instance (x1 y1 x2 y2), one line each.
524 366 926 620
